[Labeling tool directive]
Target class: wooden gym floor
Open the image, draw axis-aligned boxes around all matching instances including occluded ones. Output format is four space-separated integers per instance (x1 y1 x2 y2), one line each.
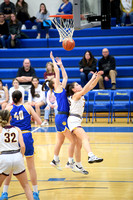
0 118 133 200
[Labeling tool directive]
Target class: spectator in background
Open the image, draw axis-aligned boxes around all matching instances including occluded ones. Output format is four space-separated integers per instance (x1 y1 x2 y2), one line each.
0 0 16 20
79 50 97 87
44 62 55 91
7 13 22 48
120 0 133 26
58 0 73 14
110 0 121 26
16 58 36 91
8 78 25 105
28 77 46 119
44 62 55 81
42 81 58 126
35 3 50 39
98 48 117 90
16 0 30 29
0 79 9 110
7 13 28 48
0 12 9 48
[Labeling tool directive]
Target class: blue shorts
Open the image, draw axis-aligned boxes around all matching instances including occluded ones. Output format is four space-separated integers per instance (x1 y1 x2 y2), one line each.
22 132 34 157
55 114 69 132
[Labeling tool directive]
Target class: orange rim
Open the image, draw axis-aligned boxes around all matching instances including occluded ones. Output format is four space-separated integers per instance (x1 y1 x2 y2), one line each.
49 14 73 19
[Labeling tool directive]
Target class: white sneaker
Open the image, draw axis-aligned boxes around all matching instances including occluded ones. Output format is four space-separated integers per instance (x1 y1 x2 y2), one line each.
65 160 75 169
72 165 89 175
50 160 62 171
41 121 49 126
21 24 26 30
88 155 103 163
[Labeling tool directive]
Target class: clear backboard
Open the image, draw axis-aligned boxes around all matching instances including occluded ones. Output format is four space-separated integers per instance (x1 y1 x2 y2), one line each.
73 0 101 30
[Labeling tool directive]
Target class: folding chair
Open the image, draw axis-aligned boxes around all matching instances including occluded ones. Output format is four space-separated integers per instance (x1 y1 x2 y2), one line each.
85 92 90 123
111 90 131 123
92 90 112 123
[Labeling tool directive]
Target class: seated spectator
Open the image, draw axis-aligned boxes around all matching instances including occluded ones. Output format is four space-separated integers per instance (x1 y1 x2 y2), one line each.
7 13 28 48
42 81 58 126
16 58 36 91
110 0 121 26
44 62 55 91
0 0 16 20
0 12 9 48
8 78 25 105
79 50 97 87
44 62 55 81
35 3 50 39
16 0 30 29
0 79 9 110
120 0 133 26
28 77 46 119
58 0 73 14
98 48 117 90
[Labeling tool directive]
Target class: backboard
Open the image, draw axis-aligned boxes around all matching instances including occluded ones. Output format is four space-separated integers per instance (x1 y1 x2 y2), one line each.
73 0 101 30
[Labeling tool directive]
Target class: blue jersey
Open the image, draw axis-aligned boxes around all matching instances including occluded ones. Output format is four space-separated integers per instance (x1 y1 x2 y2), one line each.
10 104 31 131
54 88 69 113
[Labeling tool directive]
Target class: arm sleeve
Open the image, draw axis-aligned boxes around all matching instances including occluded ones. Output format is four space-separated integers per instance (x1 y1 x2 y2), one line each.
63 2 73 14
90 59 97 72
110 56 116 70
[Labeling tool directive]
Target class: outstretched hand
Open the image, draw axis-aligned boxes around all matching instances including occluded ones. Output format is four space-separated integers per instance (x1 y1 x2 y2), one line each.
55 57 62 66
50 51 54 60
98 71 104 75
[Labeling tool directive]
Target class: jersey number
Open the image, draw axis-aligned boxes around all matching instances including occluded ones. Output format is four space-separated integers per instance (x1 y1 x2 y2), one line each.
14 111 24 120
4 133 17 143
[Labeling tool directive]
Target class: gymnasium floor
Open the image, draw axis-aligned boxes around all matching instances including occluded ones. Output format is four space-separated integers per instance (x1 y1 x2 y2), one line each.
1 118 133 200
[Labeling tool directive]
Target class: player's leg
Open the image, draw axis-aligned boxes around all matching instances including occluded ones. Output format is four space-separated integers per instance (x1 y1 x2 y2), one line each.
26 156 40 200
16 171 33 200
50 132 65 170
0 173 12 200
73 128 103 163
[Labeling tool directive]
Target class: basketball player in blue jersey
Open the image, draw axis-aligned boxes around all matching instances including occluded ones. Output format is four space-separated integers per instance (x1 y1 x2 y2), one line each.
48 52 88 174
0 110 34 200
48 51 76 171
0 90 42 200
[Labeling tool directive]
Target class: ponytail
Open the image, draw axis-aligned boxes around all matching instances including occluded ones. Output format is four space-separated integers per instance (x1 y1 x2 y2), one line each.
0 110 10 127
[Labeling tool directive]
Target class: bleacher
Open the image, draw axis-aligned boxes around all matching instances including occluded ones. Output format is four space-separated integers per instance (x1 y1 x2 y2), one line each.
0 25 133 114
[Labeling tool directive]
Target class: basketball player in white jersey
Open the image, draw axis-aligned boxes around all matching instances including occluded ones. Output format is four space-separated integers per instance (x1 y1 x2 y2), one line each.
66 71 104 173
0 110 33 200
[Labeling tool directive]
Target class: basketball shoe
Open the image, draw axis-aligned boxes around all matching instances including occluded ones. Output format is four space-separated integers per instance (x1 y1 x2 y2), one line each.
65 160 75 169
72 165 89 175
0 192 8 200
88 155 103 163
50 160 62 170
33 191 40 200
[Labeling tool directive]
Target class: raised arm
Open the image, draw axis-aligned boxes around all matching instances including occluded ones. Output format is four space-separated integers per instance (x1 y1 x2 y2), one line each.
73 71 103 100
56 57 68 89
50 51 61 91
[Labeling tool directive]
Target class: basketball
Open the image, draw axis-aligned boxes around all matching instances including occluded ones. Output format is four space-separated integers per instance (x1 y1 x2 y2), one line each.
62 38 75 51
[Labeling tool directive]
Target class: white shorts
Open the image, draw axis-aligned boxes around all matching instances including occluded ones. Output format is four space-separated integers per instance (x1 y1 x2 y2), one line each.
68 116 82 132
0 152 25 176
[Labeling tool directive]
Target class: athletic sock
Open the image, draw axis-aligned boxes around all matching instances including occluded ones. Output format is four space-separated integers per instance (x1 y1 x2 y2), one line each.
54 155 59 162
68 157 74 164
3 185 9 193
33 185 38 193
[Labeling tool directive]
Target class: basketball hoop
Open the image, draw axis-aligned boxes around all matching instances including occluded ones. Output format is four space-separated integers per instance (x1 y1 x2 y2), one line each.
49 14 74 42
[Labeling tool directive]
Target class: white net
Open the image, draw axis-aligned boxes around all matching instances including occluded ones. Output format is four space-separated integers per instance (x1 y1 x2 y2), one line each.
51 17 74 42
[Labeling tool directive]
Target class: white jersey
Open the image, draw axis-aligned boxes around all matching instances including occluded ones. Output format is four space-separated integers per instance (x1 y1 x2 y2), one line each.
0 126 20 152
0 88 6 103
69 95 85 117
28 84 45 103
9 86 25 104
